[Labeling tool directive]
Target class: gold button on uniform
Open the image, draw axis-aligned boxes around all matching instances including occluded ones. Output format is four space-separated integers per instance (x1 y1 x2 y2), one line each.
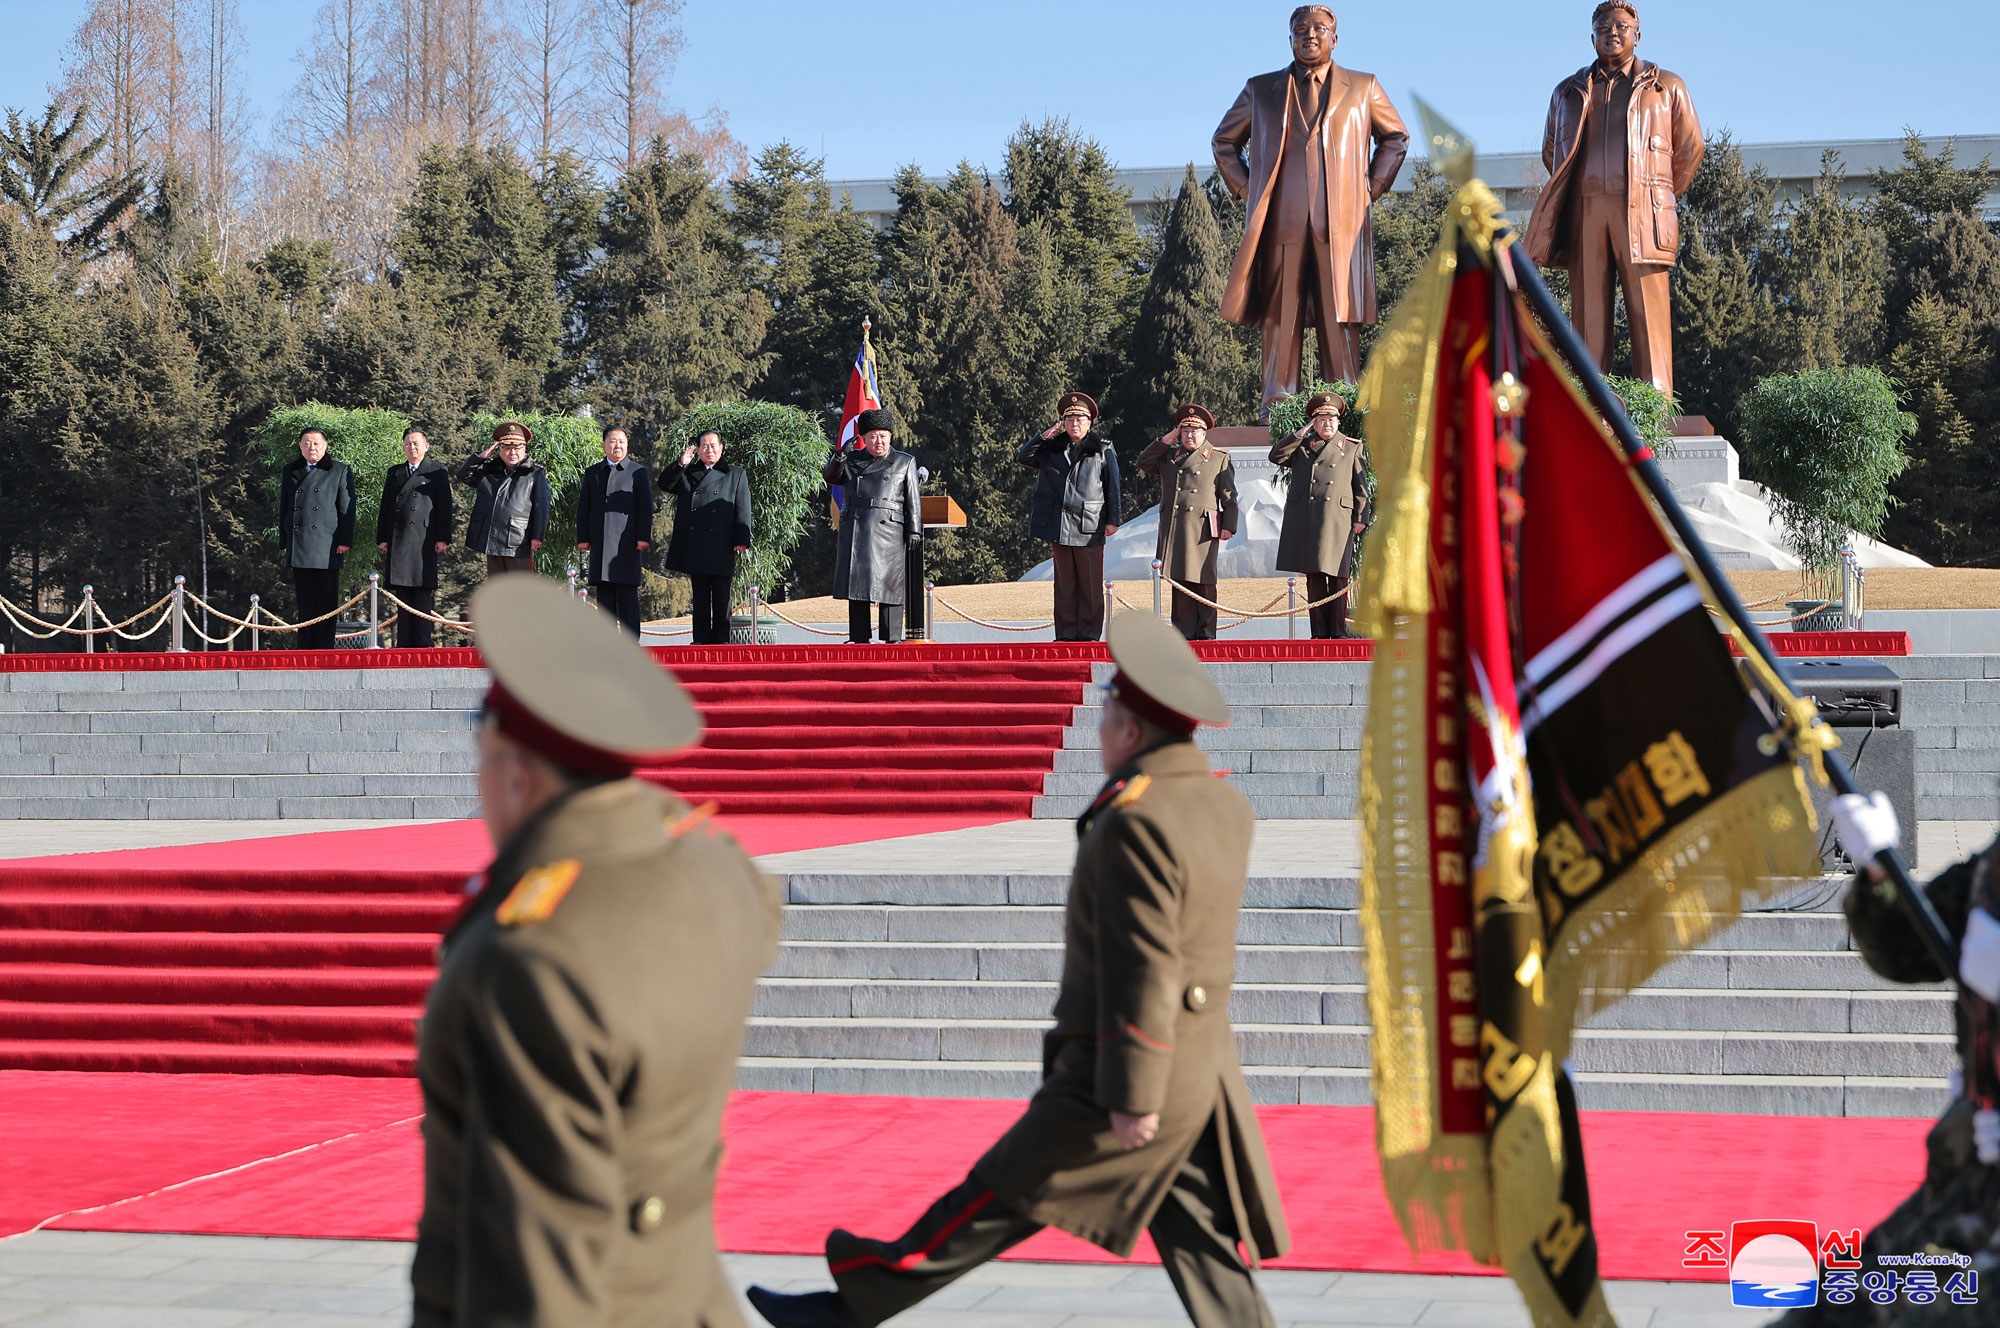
1188 984 1208 1009
633 1195 667 1233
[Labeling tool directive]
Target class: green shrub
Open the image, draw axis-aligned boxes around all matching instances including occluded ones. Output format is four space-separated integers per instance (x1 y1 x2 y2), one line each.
253 404 412 594
1737 367 1914 572
1604 375 1679 459
466 412 604 580
668 401 830 601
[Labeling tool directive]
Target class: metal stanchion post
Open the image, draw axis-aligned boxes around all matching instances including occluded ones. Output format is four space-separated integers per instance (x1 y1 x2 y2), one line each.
566 566 579 600
170 576 187 652
1151 559 1163 617
249 595 260 651
749 586 761 646
925 581 935 641
1287 578 1297 640
1102 581 1112 641
368 573 381 649
82 586 95 654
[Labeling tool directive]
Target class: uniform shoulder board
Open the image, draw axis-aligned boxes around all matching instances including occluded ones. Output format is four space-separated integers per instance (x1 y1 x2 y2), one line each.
1109 774 1152 810
496 859 583 926
664 801 720 840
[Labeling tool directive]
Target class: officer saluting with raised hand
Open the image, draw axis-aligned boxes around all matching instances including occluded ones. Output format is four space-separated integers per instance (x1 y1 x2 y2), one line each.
1269 391 1369 639
748 610 1289 1328
411 575 780 1327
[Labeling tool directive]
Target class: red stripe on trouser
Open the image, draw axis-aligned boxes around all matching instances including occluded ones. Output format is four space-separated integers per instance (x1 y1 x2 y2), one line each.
828 1189 997 1276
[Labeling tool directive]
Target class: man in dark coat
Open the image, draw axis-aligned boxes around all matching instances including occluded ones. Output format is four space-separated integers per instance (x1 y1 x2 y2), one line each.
663 428 752 645
1269 391 1368 638
1018 390 1122 642
458 421 549 577
749 611 1289 1328
823 408 920 645
576 427 657 638
376 428 455 648
278 426 356 651
413 576 779 1328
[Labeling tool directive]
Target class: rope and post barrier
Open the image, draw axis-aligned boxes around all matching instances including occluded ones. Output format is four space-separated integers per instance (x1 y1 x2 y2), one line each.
169 577 187 652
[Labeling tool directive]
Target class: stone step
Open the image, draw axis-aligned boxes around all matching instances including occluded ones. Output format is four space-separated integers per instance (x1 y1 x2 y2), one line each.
1040 771 1359 797
28 687 486 713
777 873 1359 909
1061 727 1358 751
1034 793 1360 818
0 794 481 820
740 1017 1958 1078
732 1058 1950 1117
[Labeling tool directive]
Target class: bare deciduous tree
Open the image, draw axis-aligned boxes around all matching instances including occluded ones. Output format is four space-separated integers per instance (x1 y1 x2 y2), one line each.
511 0 590 165
54 0 165 179
192 0 248 222
587 0 683 174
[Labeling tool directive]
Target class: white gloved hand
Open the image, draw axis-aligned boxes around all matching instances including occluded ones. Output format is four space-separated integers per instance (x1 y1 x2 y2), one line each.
1960 907 2000 1003
1830 791 1899 866
1975 1106 2000 1166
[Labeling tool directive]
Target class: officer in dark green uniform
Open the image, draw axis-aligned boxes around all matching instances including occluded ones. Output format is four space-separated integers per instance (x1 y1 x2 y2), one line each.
746 610 1289 1328
1771 793 2000 1326
412 575 780 1327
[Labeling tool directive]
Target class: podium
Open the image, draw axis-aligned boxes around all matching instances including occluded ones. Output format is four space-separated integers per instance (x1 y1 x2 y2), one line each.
907 495 967 640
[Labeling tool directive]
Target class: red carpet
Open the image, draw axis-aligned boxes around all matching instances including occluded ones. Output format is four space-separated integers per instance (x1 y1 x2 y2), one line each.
0 1074 1922 1282
0 814 1009 1075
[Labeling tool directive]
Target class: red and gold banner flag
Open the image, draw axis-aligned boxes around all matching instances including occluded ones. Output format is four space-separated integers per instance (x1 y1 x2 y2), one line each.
1355 181 1828 1327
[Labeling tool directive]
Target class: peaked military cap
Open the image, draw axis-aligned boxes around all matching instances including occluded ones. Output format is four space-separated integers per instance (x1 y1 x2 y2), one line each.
1105 610 1231 734
1059 391 1099 420
1174 403 1216 431
472 576 700 776
854 407 896 437
491 420 534 444
1307 391 1344 418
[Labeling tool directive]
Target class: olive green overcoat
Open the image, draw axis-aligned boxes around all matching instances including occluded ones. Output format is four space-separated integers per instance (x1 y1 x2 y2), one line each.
413 779 781 1328
971 740 1290 1264
1269 430 1369 578
1136 438 1240 583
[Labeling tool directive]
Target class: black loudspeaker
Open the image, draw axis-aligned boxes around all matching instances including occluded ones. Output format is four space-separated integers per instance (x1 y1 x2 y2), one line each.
1782 658 1901 728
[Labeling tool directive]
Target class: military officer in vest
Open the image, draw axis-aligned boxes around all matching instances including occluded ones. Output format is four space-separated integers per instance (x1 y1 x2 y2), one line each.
823 407 921 644
576 427 657 638
413 576 780 1327
278 426 357 651
376 428 454 649
1270 391 1369 638
458 421 550 578
748 610 1290 1328
1018 390 1122 641
1136 405 1240 641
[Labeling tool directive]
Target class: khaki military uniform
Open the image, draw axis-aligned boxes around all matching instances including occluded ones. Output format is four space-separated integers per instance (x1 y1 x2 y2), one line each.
821 740 1289 1327
1136 439 1240 641
1269 429 1369 638
413 779 781 1328
1771 846 1991 1327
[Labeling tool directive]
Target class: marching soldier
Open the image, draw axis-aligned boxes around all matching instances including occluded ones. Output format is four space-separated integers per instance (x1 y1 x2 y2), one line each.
1018 390 1122 642
1269 391 1369 638
411 575 780 1327
1136 405 1239 641
746 610 1289 1328
1772 794 2000 1326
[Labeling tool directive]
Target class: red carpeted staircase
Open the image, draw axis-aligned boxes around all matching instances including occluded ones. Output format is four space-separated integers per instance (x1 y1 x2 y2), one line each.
642 646 1094 816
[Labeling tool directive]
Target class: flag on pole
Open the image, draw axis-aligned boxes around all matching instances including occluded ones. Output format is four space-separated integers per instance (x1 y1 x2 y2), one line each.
830 318 882 527
1353 174 1827 1327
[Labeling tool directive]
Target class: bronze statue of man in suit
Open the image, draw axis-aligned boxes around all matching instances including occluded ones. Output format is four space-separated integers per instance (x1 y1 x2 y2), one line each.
1213 5 1408 413
1522 0 1703 395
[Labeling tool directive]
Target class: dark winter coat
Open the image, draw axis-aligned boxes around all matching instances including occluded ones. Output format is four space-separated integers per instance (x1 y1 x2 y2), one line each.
577 459 657 586
378 458 455 588
662 460 751 581
279 456 357 573
1017 430 1122 548
458 455 550 559
823 448 920 604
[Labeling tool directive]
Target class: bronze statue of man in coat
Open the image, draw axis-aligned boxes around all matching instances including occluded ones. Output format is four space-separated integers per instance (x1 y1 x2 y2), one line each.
1269 392 1369 639
1213 5 1408 412
1522 0 1703 395
748 611 1290 1328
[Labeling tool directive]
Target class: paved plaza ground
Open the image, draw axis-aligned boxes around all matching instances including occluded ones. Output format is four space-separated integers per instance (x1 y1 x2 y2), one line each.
0 1231 1752 1327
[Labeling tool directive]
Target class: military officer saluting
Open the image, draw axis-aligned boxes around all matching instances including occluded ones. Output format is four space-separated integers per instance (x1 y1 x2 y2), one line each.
747 610 1289 1328
412 576 780 1327
1269 391 1369 638
1018 390 1122 642
1136 404 1240 641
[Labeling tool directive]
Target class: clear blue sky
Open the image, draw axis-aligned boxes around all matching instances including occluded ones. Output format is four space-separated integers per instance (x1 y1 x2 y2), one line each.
2 0 1995 180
